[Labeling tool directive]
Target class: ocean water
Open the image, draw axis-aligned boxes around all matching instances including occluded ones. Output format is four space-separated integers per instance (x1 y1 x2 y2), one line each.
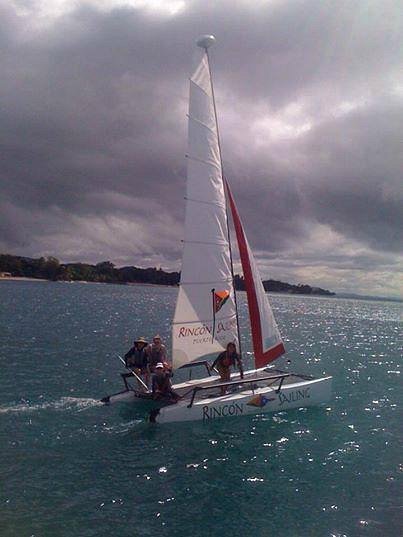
0 281 401 537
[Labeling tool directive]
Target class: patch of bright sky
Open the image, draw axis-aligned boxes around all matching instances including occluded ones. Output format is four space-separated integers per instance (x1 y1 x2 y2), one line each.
392 84 403 97
292 223 377 261
251 94 375 145
247 223 403 298
11 0 185 23
331 97 373 119
252 102 313 143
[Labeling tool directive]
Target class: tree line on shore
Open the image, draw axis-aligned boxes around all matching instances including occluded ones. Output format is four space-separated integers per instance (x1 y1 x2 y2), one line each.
0 254 335 296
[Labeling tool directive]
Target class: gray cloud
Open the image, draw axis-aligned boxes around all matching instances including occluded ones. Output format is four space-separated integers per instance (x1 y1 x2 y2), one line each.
0 0 402 296
299 100 402 253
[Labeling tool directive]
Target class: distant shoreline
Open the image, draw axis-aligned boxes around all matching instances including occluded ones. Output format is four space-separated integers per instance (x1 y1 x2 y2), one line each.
0 277 168 286
1 276 401 303
0 253 335 297
0 276 48 282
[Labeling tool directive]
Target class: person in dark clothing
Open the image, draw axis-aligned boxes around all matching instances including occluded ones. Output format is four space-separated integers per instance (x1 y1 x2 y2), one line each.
212 342 243 395
151 363 179 403
123 336 149 389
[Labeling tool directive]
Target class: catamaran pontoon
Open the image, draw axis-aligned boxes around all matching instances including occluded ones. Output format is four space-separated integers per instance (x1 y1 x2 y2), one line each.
101 35 332 423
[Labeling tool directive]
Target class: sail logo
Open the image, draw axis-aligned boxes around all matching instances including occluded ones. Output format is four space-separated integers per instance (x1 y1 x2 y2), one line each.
247 394 275 407
202 402 244 420
278 387 310 406
177 318 236 342
215 318 237 334
177 324 212 338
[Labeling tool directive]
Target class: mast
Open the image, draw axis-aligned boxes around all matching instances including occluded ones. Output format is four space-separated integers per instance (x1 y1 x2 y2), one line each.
198 35 243 370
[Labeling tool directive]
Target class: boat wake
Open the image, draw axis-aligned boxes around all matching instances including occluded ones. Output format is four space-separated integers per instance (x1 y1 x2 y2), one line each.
100 419 144 434
0 397 103 415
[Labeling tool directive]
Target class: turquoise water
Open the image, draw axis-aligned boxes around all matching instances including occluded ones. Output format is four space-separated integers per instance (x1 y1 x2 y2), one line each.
0 281 401 536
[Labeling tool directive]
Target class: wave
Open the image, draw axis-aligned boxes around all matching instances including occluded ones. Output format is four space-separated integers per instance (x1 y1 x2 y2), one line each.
0 396 102 414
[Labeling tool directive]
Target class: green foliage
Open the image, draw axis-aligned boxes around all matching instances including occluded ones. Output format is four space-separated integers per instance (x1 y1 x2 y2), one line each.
0 254 61 280
0 254 180 286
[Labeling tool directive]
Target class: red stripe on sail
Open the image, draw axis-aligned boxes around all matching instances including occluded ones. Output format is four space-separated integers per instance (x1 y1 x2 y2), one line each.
225 179 285 367
255 341 285 368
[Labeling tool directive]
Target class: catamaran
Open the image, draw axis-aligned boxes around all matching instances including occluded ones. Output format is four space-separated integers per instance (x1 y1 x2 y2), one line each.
101 35 332 423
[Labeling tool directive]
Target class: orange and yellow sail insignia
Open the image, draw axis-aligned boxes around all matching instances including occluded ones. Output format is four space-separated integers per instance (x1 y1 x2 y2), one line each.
247 394 275 407
213 290 230 313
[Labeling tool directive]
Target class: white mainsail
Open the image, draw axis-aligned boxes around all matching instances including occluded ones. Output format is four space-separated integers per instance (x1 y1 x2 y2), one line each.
172 38 239 369
226 179 285 368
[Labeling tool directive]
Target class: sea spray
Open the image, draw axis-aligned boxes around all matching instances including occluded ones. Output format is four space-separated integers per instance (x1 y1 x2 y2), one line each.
0 397 102 414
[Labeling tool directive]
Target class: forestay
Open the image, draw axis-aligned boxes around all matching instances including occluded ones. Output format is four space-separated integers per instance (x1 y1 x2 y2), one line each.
226 180 285 368
172 47 238 369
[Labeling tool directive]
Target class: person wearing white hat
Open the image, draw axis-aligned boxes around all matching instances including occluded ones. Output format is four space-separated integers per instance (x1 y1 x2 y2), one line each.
151 362 178 403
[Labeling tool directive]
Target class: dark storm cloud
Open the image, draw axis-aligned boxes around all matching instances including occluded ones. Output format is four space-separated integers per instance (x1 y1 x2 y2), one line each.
295 98 403 254
0 0 402 294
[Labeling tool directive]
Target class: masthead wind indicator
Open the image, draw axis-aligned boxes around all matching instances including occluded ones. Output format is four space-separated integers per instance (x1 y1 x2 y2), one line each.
196 35 216 50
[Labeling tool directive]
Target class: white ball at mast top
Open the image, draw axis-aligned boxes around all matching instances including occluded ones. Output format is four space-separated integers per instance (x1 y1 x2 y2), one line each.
196 35 216 50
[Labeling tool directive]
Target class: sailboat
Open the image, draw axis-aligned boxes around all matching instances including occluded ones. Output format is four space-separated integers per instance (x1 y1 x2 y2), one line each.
101 35 332 423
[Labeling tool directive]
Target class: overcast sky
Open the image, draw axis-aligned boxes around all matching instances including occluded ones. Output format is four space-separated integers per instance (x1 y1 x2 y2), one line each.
1 0 402 297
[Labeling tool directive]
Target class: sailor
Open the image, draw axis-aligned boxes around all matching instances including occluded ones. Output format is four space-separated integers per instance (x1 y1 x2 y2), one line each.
146 334 170 373
212 342 243 395
151 363 178 403
123 336 149 387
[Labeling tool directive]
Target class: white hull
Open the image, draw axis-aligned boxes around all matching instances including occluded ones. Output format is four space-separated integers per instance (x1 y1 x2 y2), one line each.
153 375 332 424
101 367 269 405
